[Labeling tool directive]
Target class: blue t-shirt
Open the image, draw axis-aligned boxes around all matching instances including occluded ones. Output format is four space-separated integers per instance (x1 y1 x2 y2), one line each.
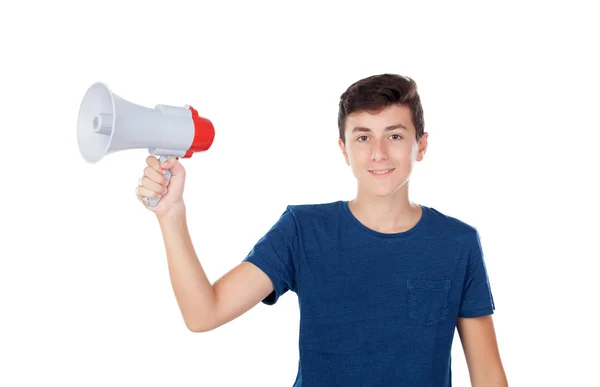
243 200 495 386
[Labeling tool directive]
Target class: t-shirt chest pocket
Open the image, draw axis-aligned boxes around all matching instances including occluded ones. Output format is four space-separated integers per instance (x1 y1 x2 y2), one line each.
406 278 452 326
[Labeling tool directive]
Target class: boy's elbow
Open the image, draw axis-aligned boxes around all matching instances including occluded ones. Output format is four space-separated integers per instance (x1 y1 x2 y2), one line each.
188 327 208 333
187 323 213 333
185 318 217 333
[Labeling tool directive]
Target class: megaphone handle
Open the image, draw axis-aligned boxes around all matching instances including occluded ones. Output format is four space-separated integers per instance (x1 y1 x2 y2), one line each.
147 155 173 207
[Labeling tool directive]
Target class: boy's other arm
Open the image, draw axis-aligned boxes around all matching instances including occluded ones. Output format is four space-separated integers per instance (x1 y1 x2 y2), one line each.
457 315 508 386
158 210 274 333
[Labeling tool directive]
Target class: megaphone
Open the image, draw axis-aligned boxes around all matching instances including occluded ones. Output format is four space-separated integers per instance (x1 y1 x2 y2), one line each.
77 82 215 206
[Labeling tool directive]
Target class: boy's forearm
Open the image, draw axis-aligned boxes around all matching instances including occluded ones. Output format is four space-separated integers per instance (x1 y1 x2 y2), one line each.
157 205 216 332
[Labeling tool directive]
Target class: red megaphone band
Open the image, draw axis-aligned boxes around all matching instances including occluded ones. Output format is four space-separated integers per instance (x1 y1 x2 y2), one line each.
183 106 215 158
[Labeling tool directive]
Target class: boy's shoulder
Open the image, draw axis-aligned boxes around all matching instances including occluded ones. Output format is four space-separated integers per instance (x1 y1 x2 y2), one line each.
425 205 479 236
280 200 345 228
285 200 342 216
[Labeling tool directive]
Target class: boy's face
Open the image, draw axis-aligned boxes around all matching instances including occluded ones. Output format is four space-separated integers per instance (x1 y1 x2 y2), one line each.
338 104 428 198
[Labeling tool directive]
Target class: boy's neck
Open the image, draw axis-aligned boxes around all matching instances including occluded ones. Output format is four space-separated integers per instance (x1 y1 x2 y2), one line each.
348 186 422 234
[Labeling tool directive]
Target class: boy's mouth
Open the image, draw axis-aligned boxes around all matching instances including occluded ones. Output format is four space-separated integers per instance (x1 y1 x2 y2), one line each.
368 168 395 176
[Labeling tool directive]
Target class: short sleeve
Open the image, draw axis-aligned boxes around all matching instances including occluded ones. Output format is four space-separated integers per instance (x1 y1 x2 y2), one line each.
243 206 298 305
458 229 496 318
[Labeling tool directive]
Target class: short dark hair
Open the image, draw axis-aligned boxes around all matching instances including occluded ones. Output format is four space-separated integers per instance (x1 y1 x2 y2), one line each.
337 73 425 144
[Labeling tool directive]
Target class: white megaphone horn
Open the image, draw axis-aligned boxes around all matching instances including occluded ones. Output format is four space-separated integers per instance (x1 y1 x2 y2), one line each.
77 82 215 207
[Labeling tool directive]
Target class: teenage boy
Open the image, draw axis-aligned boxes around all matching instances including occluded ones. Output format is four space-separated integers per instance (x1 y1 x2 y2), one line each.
135 73 508 386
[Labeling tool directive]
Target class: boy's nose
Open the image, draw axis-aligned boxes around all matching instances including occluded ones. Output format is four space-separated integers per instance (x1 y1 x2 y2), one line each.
371 142 389 161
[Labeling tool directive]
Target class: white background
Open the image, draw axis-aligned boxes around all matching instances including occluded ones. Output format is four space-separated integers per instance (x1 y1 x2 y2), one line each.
1 1 599 386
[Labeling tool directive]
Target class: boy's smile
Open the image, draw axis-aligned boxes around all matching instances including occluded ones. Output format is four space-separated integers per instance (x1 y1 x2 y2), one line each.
368 168 395 177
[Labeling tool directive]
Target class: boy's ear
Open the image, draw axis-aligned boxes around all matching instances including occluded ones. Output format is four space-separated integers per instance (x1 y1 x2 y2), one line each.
416 132 429 162
338 138 350 165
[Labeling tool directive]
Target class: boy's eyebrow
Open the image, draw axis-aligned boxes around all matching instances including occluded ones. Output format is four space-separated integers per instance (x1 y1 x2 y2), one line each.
351 124 408 133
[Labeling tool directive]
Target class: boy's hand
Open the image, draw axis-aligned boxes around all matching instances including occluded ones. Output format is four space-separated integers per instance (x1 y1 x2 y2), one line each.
135 156 186 217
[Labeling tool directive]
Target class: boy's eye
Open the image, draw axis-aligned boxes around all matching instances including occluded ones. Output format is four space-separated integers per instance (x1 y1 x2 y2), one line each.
357 136 368 142
390 134 403 140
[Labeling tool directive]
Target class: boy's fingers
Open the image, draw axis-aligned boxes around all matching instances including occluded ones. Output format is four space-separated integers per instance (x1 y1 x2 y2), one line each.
146 155 160 169
160 156 178 170
140 175 168 194
136 185 163 200
144 166 169 185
